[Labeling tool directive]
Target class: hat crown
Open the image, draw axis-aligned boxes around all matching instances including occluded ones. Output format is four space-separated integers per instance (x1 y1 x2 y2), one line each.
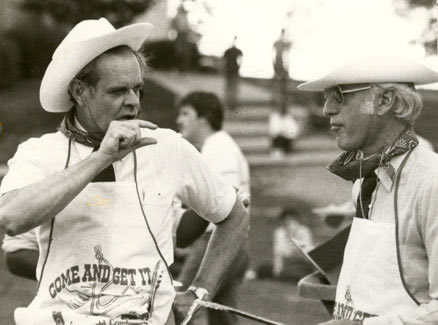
53 18 116 58
298 54 438 91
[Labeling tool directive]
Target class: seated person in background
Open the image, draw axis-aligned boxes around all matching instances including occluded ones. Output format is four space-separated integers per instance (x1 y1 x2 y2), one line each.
256 207 315 281
269 106 300 158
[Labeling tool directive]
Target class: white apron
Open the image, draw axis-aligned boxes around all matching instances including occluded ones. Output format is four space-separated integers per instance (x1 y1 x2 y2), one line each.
15 148 175 325
333 217 418 322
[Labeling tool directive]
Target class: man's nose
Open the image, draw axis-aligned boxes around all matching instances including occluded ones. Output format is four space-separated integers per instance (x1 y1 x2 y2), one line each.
322 98 339 117
176 116 183 127
124 89 140 108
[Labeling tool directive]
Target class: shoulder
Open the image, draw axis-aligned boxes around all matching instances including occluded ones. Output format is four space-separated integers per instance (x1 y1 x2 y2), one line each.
138 127 195 160
203 131 241 156
140 127 182 148
409 146 438 177
406 147 438 205
13 131 67 161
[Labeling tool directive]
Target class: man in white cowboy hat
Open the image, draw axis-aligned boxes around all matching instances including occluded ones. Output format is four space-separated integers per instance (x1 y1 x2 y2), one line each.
0 18 249 325
298 55 438 325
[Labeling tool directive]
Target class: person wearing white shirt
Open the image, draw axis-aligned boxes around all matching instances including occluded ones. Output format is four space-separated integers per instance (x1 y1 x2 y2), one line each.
298 55 438 325
176 91 250 325
0 19 249 325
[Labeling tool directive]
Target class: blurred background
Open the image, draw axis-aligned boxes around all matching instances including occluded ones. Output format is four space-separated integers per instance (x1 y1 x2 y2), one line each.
0 0 437 324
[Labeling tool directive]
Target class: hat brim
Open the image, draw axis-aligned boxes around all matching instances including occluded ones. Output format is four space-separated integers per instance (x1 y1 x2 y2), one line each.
297 55 438 92
40 22 153 113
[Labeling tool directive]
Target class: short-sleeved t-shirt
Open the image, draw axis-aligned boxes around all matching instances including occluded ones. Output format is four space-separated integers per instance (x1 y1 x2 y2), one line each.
0 128 236 264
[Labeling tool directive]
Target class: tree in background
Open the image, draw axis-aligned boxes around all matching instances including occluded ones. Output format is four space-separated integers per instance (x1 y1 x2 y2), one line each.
2 0 155 80
394 0 437 56
18 0 155 28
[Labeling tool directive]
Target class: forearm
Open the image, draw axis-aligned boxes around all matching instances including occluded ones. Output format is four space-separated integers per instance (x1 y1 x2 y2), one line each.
190 199 249 295
0 152 110 236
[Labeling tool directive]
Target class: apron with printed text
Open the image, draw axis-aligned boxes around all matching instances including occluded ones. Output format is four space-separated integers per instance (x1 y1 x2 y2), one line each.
333 217 418 322
15 151 175 325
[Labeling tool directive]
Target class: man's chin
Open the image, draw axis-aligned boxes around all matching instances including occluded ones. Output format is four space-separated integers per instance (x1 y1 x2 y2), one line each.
337 139 359 152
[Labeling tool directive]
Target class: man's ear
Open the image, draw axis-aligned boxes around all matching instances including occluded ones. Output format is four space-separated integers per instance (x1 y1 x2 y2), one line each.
376 89 395 116
69 80 86 106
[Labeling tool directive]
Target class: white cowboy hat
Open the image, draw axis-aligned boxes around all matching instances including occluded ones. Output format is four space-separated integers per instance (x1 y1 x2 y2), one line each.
40 18 153 113
298 55 438 91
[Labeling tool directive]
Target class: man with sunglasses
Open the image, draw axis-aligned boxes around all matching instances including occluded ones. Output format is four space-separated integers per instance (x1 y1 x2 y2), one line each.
298 55 438 325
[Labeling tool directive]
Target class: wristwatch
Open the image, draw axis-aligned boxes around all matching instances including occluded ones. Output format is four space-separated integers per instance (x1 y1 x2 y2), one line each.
188 285 210 301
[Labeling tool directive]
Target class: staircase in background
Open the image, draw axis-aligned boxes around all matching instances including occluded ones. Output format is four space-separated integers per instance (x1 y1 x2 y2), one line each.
147 72 351 218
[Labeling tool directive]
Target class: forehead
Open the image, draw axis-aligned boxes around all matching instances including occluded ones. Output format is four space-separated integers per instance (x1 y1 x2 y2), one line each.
179 104 197 114
94 52 143 85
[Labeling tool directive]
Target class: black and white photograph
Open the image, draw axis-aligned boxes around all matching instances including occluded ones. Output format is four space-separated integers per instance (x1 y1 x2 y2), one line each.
0 0 437 324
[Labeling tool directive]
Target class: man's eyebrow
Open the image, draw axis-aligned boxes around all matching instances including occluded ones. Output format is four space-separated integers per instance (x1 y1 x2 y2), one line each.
107 82 144 91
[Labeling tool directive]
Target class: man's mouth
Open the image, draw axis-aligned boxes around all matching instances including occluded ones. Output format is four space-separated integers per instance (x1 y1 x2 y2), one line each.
330 123 343 133
118 115 137 121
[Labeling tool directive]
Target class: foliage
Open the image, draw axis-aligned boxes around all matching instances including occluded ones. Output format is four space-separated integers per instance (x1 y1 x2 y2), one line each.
394 0 437 55
18 0 155 27
401 0 435 7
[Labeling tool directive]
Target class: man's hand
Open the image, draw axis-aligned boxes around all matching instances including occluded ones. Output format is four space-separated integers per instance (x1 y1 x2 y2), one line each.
98 120 157 162
173 291 201 325
319 320 362 325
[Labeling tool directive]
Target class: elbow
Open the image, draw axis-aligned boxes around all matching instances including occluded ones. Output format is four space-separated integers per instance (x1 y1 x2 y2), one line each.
0 209 23 237
1 221 22 237
0 195 32 236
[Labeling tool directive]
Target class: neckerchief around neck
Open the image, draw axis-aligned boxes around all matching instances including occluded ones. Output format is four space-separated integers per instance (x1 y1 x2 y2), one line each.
328 127 419 182
58 110 103 148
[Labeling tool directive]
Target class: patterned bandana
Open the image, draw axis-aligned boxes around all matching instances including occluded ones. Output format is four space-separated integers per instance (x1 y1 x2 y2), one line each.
58 110 103 148
328 127 419 182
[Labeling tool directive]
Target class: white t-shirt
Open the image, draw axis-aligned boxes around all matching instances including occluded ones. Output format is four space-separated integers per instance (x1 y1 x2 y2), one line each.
201 130 250 232
201 131 250 196
0 128 236 265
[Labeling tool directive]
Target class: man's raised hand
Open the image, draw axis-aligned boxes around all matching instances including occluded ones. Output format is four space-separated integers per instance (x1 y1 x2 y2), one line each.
98 120 157 162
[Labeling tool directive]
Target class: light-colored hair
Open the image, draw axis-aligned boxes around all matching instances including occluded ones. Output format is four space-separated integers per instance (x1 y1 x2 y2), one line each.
373 83 423 125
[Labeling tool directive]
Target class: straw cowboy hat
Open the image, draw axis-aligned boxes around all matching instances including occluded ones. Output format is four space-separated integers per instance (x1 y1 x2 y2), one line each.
298 55 438 91
40 18 153 113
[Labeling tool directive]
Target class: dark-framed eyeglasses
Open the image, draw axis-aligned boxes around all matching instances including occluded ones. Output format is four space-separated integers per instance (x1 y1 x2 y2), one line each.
324 85 372 104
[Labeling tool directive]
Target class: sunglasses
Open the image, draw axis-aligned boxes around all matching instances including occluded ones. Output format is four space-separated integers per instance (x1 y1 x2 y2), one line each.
324 85 372 104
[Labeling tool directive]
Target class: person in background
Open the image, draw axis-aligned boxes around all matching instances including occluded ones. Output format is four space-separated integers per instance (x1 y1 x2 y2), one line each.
272 208 314 280
298 55 438 325
256 207 314 281
223 37 243 110
269 106 300 158
0 18 249 325
176 91 250 325
272 28 292 112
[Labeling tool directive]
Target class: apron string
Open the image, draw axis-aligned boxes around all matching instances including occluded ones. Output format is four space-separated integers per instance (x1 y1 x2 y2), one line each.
132 150 173 286
393 148 420 305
